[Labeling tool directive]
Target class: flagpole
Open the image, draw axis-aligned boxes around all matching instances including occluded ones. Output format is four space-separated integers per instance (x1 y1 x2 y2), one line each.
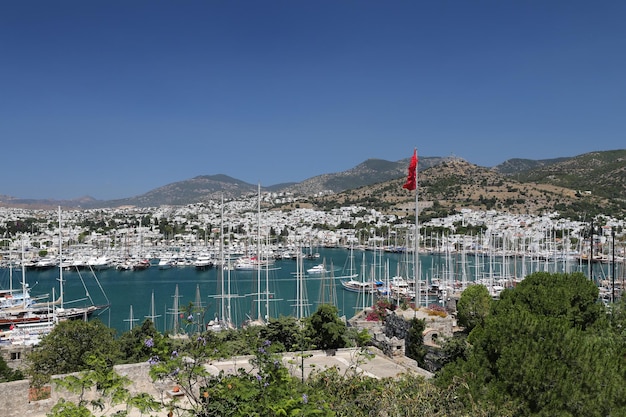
414 149 420 312
402 148 419 313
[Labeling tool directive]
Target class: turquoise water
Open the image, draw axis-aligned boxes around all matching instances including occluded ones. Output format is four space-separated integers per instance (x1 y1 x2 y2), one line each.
2 247 622 335
4 248 376 335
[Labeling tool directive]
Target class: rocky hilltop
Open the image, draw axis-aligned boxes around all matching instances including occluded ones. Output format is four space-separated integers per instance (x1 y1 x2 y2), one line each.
311 157 616 221
1 150 625 219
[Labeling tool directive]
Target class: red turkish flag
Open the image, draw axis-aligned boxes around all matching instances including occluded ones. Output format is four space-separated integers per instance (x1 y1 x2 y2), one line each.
402 149 417 191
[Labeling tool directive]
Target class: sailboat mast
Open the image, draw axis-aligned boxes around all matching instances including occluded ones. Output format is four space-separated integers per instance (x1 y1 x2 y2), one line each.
220 195 226 324
296 243 306 320
227 234 233 328
295 245 301 320
265 234 270 321
300 247 307 319
58 206 64 309
256 182 262 321
124 305 138 331
194 284 203 333
145 290 161 331
361 253 367 312
172 284 180 334
21 240 27 309
8 243 13 295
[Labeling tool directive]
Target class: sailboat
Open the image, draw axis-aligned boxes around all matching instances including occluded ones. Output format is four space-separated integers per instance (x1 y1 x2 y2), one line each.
0 208 109 327
242 185 282 327
0 245 38 312
339 246 382 294
144 290 161 330
0 245 53 326
51 207 110 322
292 244 311 320
208 195 241 331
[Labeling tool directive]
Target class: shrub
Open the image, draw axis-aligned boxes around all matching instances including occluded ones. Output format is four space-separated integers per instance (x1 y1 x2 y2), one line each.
366 299 396 321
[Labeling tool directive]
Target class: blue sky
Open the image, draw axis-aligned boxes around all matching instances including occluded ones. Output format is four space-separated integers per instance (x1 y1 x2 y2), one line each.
2 1 625 200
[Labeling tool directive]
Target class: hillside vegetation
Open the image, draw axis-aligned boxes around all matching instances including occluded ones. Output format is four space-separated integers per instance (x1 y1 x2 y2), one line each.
312 156 622 220
510 149 626 200
1 150 625 219
16 271 626 416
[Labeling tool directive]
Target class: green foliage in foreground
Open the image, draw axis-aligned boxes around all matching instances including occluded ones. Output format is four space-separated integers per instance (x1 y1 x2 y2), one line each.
48 337 491 417
456 283 491 332
39 303 493 416
27 319 120 387
0 354 23 382
48 356 161 417
28 275 626 416
437 272 626 416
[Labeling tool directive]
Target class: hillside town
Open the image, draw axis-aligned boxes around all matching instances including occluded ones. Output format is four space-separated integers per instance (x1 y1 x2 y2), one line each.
1 194 626 417
1 193 624 327
1 192 624 267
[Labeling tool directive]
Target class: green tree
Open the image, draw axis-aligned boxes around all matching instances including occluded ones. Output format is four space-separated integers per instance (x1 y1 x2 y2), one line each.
0 355 23 382
307 367 496 417
405 318 427 365
259 315 302 352
305 304 347 351
494 271 602 330
48 356 161 417
344 326 372 347
438 334 468 367
456 284 491 331
438 272 626 416
27 320 120 385
218 326 262 357
116 319 170 364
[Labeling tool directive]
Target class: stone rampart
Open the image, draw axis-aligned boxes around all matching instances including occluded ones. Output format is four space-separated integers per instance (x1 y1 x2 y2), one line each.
0 362 160 417
0 348 431 416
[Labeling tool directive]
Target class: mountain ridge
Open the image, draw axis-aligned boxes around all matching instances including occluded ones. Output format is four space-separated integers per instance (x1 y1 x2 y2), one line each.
1 150 625 219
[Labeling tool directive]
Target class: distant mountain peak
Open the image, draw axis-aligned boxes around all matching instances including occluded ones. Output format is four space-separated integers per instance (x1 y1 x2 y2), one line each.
191 174 247 183
1 150 624 214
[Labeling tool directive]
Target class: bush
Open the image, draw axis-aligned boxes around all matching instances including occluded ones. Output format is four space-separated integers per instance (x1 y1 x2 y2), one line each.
366 299 396 321
426 304 447 317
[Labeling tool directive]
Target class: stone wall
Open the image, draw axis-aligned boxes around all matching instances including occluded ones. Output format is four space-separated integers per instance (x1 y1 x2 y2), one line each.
372 332 405 357
0 348 431 416
0 362 163 417
349 307 455 355
0 344 32 371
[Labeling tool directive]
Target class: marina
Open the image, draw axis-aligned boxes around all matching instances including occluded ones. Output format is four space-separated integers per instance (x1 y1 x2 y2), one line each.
1 199 625 339
1 244 624 336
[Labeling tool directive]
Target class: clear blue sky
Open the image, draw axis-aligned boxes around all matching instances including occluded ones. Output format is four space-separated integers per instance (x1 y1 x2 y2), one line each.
2 1 625 200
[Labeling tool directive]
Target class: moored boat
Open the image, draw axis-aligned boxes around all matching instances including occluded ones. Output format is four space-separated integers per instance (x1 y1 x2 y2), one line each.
86 255 112 270
306 264 327 274
194 255 214 270
133 259 151 270
340 279 382 294
158 258 176 269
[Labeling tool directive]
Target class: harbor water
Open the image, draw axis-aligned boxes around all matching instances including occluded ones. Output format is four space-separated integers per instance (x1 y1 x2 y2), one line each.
1 247 623 335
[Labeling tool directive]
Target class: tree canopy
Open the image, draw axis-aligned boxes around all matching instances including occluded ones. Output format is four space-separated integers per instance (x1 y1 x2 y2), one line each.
456 283 491 331
438 272 626 416
305 304 347 351
0 355 23 382
21 271 626 416
26 319 119 385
